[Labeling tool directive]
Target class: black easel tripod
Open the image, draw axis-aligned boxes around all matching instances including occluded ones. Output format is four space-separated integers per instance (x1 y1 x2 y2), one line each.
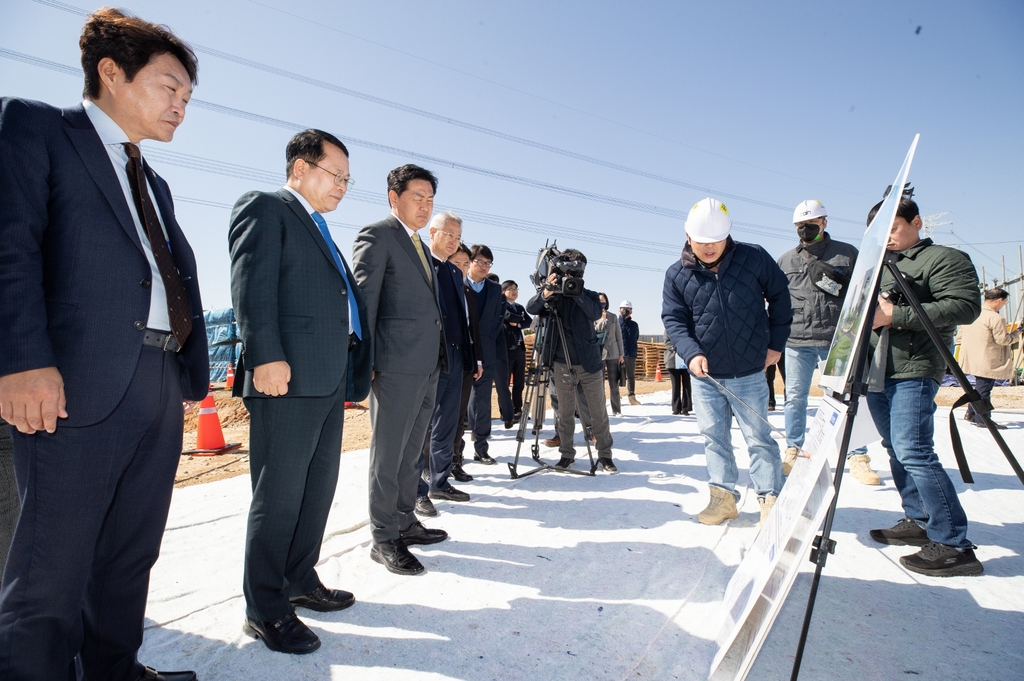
507 299 598 479
790 253 1024 681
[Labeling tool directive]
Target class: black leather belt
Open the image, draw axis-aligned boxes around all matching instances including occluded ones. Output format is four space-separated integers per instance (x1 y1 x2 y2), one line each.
142 328 181 353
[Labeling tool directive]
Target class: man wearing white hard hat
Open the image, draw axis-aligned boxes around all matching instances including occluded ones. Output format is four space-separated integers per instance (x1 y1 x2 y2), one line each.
662 198 792 526
777 200 880 486
618 300 641 404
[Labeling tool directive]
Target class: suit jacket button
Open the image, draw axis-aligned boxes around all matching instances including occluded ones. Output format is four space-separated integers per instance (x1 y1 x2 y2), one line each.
134 321 145 330
140 278 151 288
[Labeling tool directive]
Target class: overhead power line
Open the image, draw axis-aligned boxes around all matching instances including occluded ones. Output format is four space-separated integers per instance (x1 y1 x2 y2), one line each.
30 0 865 224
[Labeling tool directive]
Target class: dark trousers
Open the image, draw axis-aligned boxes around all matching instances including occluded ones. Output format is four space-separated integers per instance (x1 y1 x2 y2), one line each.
368 369 439 544
668 368 692 414
242 380 347 622
453 367 475 464
423 348 464 492
0 424 16 584
0 347 183 681
494 358 514 422
965 376 996 423
468 364 495 455
509 346 526 414
604 359 622 414
765 354 786 407
623 356 637 395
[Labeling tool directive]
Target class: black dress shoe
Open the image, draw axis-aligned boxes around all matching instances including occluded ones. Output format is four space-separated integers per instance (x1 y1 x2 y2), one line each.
553 457 575 470
138 668 197 681
473 452 497 465
451 464 474 482
415 495 438 517
371 539 425 575
243 612 321 654
289 584 355 612
429 484 470 502
400 520 449 545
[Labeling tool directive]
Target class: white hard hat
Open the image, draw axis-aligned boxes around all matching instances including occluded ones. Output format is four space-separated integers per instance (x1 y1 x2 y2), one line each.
793 200 827 224
685 198 732 243
619 300 633 309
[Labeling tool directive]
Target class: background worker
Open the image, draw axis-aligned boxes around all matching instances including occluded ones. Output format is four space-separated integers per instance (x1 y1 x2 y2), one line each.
957 287 1020 429
619 301 641 405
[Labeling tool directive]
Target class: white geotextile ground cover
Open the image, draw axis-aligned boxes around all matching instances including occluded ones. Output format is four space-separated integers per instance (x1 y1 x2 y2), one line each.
140 392 1024 681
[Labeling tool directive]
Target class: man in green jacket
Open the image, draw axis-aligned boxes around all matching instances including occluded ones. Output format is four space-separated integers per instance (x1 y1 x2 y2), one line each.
865 196 983 577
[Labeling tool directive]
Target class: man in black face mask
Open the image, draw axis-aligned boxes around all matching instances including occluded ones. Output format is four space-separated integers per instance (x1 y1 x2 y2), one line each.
776 200 879 486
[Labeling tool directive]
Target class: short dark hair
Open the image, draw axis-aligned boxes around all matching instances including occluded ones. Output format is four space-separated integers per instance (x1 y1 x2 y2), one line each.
455 244 472 258
387 164 438 197
486 273 500 283
470 244 494 262
984 288 1009 301
285 129 349 179
501 280 518 292
561 248 587 264
867 198 921 227
80 7 198 100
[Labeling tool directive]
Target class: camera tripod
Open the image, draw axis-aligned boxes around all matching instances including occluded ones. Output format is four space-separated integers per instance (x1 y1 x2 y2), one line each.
508 299 598 479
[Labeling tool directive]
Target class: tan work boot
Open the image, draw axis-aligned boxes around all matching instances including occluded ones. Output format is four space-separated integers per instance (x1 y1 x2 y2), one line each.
628 394 641 406
849 454 882 486
698 486 739 525
782 447 799 476
758 494 777 528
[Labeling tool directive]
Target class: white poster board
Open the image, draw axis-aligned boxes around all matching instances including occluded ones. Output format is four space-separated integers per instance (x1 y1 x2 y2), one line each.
819 135 920 394
708 396 852 681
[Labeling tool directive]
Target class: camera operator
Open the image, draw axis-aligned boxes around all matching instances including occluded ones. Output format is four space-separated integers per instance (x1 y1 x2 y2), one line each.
526 249 617 473
865 195 984 577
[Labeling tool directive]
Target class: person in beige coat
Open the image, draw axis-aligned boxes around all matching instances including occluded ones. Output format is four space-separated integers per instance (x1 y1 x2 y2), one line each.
596 293 625 415
957 287 1020 428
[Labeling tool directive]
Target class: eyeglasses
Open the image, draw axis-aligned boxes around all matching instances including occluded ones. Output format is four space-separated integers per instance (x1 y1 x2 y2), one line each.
438 230 463 243
472 259 493 269
308 161 354 188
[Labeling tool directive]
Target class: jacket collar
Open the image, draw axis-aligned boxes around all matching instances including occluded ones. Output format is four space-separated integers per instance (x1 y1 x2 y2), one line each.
896 237 934 260
681 236 735 270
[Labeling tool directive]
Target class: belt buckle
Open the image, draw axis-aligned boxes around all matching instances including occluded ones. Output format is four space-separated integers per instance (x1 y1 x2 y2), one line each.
162 333 179 352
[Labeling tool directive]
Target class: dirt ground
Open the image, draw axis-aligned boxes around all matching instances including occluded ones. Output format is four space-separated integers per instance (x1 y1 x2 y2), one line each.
175 377 1024 488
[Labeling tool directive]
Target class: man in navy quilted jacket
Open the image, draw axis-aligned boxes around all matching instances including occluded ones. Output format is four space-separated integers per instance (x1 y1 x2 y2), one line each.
662 198 792 526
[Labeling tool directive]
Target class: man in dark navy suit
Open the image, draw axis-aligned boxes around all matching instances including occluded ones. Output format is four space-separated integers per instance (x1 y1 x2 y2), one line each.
465 244 508 465
229 129 370 655
0 9 206 681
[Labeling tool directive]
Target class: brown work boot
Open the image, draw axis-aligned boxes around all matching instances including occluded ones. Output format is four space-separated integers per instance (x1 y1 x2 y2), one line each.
758 494 777 528
628 394 641 406
782 446 799 476
543 435 561 448
698 486 739 525
849 454 882 486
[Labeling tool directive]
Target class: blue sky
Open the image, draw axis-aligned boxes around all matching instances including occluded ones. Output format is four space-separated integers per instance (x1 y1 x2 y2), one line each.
2 0 1021 333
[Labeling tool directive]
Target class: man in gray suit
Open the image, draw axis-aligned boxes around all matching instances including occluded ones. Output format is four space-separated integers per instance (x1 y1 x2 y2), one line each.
229 129 371 655
353 164 449 576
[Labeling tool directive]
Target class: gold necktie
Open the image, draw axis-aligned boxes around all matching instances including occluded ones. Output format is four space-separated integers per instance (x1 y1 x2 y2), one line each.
410 232 433 283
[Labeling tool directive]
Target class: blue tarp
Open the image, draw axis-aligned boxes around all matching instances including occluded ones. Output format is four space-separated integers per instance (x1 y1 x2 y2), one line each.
204 308 239 383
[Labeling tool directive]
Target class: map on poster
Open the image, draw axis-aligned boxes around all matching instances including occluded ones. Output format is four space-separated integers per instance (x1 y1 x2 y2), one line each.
819 135 920 394
708 395 852 681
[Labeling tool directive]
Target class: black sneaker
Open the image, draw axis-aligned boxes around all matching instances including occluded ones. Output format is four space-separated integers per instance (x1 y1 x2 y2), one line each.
597 457 618 474
428 485 470 502
553 457 575 470
473 452 497 465
414 496 437 517
869 517 929 546
899 542 983 577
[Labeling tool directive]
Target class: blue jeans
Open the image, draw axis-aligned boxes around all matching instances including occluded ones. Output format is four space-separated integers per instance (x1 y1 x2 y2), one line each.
784 346 867 455
691 372 784 499
866 377 971 549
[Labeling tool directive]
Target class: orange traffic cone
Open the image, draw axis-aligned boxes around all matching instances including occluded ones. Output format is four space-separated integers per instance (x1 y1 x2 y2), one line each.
655 365 663 382
226 362 235 389
182 391 242 456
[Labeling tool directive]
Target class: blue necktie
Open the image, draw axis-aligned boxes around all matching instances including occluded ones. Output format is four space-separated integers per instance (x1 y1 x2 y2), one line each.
311 212 362 340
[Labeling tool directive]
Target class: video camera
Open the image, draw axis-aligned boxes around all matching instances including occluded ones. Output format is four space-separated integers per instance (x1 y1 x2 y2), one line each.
531 241 586 298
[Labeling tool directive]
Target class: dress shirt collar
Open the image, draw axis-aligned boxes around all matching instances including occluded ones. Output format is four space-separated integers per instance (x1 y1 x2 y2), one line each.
83 100 131 147
283 185 316 217
391 212 419 238
467 276 485 293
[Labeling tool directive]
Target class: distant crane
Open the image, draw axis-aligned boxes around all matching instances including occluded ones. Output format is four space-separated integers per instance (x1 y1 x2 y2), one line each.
921 211 951 238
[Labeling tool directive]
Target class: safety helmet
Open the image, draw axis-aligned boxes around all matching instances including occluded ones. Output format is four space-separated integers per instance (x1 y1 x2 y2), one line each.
619 300 633 309
793 200 827 224
684 198 732 243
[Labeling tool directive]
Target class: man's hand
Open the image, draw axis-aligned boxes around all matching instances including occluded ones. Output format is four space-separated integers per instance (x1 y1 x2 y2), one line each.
764 349 781 371
873 295 894 329
688 355 709 378
183 400 198 415
0 367 68 434
253 360 291 396
541 273 558 299
474 363 484 380
618 356 625 364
